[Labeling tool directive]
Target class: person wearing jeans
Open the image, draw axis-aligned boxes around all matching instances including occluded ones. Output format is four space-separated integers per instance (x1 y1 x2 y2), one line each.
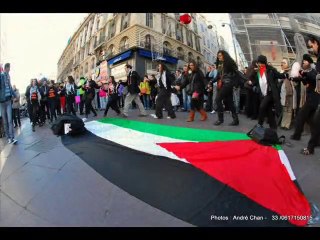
0 63 17 144
12 85 21 128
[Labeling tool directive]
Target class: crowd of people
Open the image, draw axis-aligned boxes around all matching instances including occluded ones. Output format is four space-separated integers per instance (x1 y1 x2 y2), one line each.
1 37 319 155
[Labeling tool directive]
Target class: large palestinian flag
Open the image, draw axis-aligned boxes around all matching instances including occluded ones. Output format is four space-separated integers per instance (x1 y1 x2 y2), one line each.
62 118 311 227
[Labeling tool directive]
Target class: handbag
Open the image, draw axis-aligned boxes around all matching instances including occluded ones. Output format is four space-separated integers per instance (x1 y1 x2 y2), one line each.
247 125 285 146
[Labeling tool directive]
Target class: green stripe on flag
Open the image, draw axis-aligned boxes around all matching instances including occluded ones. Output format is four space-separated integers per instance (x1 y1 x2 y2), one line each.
98 118 250 142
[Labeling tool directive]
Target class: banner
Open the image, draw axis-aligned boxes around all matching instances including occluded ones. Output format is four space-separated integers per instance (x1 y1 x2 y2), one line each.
99 60 108 83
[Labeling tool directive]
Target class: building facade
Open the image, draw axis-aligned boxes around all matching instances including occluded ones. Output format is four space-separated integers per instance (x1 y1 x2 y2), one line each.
230 13 320 69
57 13 208 83
196 14 220 68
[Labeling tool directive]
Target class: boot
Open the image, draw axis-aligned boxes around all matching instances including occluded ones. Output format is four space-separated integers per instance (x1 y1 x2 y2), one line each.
199 109 208 121
229 113 239 126
187 110 195 122
214 112 224 125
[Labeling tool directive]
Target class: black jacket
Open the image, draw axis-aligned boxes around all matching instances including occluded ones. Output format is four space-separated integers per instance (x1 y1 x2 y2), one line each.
157 71 175 92
123 70 141 94
40 85 50 101
180 70 205 96
253 66 286 115
82 80 99 100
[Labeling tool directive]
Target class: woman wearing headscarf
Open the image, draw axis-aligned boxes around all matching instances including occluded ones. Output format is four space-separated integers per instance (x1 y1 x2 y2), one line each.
279 59 296 130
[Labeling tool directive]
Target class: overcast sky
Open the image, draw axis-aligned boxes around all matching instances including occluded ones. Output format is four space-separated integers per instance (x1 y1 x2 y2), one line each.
0 13 230 92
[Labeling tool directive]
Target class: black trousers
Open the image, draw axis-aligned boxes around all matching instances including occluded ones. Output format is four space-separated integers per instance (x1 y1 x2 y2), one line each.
85 98 97 116
206 91 213 111
117 95 124 108
48 99 57 122
66 95 76 115
308 107 320 151
292 99 317 138
258 95 277 129
31 101 39 127
12 108 21 127
215 84 236 118
104 94 120 116
79 94 85 114
155 89 175 118
40 100 50 123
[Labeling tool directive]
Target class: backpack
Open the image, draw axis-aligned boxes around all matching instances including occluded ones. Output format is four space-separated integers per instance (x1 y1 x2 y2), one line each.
247 125 285 146
51 114 86 136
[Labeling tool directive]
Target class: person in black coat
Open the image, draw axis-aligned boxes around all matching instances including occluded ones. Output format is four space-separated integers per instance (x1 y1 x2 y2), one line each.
82 77 99 118
253 55 287 130
122 64 147 118
301 37 320 155
175 60 206 122
153 62 176 119
290 54 318 140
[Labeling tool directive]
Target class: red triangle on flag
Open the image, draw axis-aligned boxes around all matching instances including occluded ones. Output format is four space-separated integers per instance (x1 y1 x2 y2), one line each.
158 140 311 226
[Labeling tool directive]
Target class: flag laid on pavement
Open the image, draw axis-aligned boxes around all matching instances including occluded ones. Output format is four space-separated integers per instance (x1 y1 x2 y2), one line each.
62 118 311 227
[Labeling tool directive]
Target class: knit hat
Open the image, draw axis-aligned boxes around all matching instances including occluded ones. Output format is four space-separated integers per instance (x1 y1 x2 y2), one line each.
302 54 313 64
257 55 267 65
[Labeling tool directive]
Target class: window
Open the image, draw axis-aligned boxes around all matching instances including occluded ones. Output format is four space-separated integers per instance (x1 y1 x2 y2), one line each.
187 30 193 48
120 37 129 52
84 62 88 73
91 58 95 69
167 22 172 37
188 52 194 62
193 19 198 34
121 13 130 31
145 34 152 49
177 47 185 60
203 37 206 46
108 20 116 39
146 13 153 28
161 14 166 34
195 37 201 52
96 19 100 32
163 41 172 55
107 44 115 58
176 23 183 42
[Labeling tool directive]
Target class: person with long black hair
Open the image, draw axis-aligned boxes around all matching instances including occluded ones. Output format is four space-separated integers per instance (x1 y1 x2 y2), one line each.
213 50 239 126
65 76 77 116
153 62 176 119
103 76 121 117
175 60 206 122
29 79 41 132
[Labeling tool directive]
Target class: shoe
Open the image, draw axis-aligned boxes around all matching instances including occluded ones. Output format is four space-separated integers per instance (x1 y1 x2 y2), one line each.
290 135 300 141
210 110 216 114
214 120 223 126
199 109 208 121
150 114 162 119
32 125 35 132
138 114 147 117
167 116 176 119
93 114 97 117
8 139 13 144
229 120 239 126
14 125 17 128
122 114 128 118
12 139 18 144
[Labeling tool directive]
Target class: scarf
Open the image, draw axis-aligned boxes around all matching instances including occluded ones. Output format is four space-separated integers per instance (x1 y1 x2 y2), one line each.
258 65 267 96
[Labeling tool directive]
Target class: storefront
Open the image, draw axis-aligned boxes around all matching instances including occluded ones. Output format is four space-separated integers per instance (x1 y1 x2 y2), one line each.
137 49 178 74
108 50 133 82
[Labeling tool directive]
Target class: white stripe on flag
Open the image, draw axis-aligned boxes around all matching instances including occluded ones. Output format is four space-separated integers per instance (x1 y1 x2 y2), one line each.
86 121 190 163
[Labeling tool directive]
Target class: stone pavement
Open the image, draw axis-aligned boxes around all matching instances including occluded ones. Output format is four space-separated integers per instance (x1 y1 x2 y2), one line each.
0 110 319 227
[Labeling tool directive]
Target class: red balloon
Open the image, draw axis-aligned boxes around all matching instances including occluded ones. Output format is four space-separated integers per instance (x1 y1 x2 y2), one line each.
180 14 192 24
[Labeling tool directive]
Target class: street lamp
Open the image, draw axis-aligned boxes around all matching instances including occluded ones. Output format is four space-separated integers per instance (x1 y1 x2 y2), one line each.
221 22 238 66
